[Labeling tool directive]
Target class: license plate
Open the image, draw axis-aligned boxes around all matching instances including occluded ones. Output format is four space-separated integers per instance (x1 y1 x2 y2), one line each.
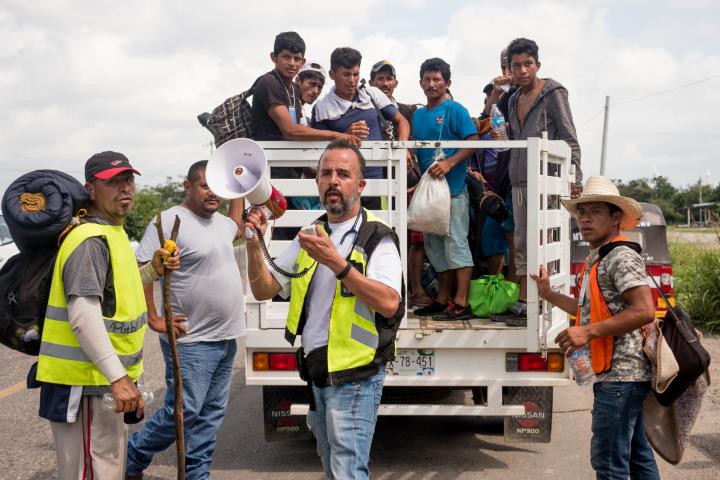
386 349 435 376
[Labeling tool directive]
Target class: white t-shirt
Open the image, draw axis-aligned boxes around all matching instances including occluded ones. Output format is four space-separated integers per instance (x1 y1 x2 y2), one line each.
270 215 402 353
300 103 314 126
137 206 245 343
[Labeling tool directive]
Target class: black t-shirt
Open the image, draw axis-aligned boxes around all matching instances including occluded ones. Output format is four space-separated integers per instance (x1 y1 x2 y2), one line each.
398 102 420 139
251 70 303 141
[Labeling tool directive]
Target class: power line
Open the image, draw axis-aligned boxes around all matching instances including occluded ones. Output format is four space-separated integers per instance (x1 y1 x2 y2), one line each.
577 73 720 127
585 130 719 139
612 73 720 108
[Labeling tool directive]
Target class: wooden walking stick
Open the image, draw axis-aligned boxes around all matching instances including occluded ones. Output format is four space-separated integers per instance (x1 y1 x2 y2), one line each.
156 211 185 480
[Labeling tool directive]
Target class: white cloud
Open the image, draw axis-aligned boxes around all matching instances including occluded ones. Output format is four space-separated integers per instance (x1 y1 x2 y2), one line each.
1 0 719 196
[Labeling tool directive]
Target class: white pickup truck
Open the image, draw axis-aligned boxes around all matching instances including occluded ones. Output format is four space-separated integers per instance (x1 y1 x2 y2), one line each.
242 137 575 443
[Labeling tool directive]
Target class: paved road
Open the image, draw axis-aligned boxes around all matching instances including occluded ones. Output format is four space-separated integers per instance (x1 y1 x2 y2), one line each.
1 333 718 479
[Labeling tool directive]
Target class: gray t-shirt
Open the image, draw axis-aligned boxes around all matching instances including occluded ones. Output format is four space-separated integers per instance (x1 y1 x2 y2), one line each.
136 205 245 343
63 215 113 309
579 245 651 382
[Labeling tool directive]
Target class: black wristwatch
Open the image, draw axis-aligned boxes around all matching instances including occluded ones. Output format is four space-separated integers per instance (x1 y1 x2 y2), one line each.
335 261 353 280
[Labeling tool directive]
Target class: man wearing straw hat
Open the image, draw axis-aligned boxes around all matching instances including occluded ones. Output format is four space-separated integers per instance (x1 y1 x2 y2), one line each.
530 176 660 479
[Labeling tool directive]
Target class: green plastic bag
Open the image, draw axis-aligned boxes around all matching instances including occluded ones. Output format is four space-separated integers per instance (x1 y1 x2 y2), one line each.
468 274 520 318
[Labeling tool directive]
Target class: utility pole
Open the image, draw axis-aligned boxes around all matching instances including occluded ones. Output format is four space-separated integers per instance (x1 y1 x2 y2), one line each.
599 95 610 176
698 176 703 204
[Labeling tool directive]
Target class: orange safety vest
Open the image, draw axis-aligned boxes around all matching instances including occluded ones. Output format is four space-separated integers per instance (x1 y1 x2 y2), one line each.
575 234 630 374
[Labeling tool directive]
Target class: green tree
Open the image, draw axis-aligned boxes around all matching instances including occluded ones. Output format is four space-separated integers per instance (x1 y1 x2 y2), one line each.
125 176 185 241
650 176 681 223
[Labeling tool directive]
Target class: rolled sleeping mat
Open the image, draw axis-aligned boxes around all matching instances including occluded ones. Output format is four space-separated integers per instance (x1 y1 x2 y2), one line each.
2 170 88 250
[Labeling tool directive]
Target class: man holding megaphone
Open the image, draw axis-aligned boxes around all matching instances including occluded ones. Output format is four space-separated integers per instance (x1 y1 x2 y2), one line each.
245 139 404 480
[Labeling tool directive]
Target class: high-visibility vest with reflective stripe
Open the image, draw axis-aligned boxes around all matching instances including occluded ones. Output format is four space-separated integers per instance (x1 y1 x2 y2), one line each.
37 222 147 386
285 209 405 385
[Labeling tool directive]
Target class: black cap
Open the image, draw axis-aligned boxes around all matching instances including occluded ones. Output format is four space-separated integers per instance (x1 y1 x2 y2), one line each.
85 151 141 182
370 60 396 80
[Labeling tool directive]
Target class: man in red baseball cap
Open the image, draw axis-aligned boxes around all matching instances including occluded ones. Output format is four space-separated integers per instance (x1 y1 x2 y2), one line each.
84 151 141 225
37 151 180 479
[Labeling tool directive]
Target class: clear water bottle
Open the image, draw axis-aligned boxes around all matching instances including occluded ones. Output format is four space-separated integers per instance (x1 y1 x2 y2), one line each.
490 104 509 152
569 347 596 387
101 377 155 411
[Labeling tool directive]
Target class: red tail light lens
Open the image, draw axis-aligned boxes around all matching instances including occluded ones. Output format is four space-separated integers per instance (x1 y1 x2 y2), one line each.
269 353 297 371
659 273 673 294
518 353 547 371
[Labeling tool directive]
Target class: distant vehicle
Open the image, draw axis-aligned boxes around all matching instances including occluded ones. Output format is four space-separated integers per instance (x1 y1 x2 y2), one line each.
0 213 20 270
570 202 674 316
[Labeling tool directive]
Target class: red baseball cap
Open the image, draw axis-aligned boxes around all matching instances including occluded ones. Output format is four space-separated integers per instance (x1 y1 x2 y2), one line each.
85 151 141 181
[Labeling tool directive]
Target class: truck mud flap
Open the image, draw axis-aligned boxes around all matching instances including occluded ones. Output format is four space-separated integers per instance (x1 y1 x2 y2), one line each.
503 386 553 443
262 386 312 442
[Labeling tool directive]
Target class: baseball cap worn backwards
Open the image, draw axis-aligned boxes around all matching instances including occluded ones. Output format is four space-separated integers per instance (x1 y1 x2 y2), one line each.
85 151 141 182
298 61 326 80
370 60 396 79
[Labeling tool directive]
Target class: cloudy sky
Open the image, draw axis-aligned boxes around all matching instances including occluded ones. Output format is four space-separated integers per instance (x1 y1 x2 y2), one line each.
1 0 719 195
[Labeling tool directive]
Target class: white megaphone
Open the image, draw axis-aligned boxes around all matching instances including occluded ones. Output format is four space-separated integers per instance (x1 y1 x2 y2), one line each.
205 138 287 221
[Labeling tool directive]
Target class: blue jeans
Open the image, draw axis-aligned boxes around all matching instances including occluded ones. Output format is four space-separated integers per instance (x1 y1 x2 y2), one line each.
126 339 237 480
307 366 385 480
591 381 660 480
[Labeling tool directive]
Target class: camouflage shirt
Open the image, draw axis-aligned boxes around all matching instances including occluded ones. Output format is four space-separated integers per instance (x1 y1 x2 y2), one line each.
579 245 651 382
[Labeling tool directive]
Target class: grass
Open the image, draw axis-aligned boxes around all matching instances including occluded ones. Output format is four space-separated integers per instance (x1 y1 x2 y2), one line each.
670 240 720 333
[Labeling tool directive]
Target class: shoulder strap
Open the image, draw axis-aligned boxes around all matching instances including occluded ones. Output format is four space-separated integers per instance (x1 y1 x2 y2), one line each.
355 209 398 260
598 240 641 262
358 80 393 140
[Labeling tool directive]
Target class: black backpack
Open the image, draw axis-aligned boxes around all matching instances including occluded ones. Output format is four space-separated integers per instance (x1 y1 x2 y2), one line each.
0 246 57 355
197 80 259 147
651 285 711 406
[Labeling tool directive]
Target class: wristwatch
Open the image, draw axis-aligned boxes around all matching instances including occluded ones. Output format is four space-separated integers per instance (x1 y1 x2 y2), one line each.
335 261 353 280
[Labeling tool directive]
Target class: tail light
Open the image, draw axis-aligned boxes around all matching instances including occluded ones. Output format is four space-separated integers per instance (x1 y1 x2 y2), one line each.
506 352 564 372
253 352 297 371
269 353 297 371
570 263 583 298
647 265 674 311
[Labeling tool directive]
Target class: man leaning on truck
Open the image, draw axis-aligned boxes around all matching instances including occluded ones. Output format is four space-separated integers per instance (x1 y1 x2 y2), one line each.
244 139 404 480
530 176 659 479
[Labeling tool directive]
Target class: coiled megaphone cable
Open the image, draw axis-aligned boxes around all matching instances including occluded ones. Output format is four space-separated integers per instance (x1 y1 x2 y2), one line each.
242 209 315 279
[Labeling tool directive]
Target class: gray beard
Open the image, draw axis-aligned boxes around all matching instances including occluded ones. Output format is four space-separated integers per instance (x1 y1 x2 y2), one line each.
323 190 359 216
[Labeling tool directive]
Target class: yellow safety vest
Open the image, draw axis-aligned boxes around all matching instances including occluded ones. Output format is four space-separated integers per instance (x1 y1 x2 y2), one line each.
285 209 405 385
37 222 147 386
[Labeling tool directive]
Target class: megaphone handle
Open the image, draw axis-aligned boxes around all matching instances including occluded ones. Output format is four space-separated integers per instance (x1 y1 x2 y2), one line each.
245 227 255 239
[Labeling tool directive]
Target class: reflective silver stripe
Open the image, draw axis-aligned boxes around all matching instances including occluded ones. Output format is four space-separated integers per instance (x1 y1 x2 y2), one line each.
105 313 147 334
44 306 147 334
354 300 374 323
351 324 378 350
45 305 69 321
40 342 143 367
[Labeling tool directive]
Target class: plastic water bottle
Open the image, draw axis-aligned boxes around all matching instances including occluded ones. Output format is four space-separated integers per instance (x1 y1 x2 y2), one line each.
569 347 596 387
101 377 155 411
490 104 509 152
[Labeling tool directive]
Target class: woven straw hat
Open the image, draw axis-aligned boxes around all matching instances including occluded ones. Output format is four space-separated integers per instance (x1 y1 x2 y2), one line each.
560 176 643 230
